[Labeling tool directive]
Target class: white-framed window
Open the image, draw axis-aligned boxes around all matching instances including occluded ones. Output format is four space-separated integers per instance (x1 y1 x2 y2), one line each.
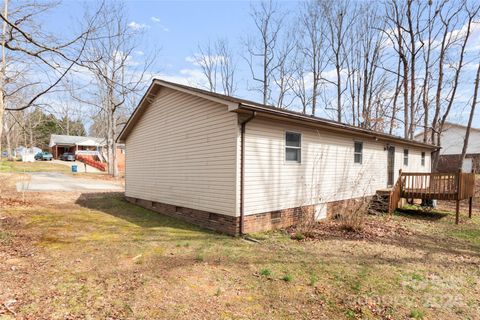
421 152 425 166
404 149 409 166
285 132 301 163
354 141 363 164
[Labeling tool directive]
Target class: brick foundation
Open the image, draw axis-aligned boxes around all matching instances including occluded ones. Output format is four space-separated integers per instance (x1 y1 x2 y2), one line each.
125 196 367 235
125 196 240 235
326 197 372 218
242 206 315 234
125 196 320 235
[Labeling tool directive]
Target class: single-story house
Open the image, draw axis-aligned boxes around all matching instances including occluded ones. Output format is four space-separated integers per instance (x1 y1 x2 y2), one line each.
49 134 106 159
415 122 480 173
117 79 437 235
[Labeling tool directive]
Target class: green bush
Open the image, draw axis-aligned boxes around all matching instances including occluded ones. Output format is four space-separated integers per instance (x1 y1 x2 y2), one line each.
281 274 293 282
260 268 272 277
409 309 424 319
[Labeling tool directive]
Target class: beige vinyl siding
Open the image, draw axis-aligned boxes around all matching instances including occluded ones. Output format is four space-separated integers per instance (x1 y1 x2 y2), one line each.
125 87 238 216
393 146 431 182
243 117 431 215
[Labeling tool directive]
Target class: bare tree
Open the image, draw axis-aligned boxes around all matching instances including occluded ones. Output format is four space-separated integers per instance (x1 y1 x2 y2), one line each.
430 1 465 145
433 3 478 168
0 0 97 153
216 39 236 96
384 0 410 138
347 3 386 129
81 2 154 177
419 0 441 143
322 0 355 122
295 1 328 115
193 38 236 95
245 0 284 105
271 30 296 108
192 41 218 92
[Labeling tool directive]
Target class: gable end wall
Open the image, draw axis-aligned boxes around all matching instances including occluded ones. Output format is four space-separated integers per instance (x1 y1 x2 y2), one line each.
125 87 239 217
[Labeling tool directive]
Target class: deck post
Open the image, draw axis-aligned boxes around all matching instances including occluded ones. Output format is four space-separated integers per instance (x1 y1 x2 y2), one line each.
455 200 460 224
398 169 402 190
469 197 473 219
455 169 462 224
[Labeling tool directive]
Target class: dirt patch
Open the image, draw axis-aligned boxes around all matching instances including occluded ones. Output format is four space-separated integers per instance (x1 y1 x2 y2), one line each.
288 217 414 242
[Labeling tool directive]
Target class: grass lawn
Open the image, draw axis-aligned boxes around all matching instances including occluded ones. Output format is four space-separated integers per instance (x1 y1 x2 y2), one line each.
0 159 71 173
0 176 479 319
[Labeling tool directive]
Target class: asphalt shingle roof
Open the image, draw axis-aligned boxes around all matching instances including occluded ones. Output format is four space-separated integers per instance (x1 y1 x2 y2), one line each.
49 135 105 147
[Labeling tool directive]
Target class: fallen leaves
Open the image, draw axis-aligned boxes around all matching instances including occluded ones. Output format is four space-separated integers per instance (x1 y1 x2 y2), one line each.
288 218 414 243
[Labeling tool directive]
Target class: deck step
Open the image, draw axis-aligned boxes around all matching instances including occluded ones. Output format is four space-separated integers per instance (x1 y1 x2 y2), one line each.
369 189 392 214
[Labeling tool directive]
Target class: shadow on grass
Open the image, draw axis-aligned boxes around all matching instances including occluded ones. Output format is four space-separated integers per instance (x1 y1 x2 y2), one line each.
395 207 450 221
73 193 480 268
74 192 221 237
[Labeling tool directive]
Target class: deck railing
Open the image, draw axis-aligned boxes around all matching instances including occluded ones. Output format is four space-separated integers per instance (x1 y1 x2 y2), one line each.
388 169 476 223
388 174 403 214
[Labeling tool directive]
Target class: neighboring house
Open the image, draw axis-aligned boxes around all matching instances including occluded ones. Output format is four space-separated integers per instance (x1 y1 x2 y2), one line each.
117 79 436 235
49 134 126 172
415 122 480 173
49 134 106 159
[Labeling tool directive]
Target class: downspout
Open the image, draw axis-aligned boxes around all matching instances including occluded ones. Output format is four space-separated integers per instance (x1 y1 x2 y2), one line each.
239 110 256 235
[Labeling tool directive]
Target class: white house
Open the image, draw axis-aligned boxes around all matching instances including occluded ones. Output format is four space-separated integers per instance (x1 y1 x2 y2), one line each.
415 122 480 173
117 79 436 235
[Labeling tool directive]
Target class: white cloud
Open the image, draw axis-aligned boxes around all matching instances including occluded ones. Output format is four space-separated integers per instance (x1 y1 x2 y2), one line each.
159 68 208 87
128 21 149 31
135 50 145 56
149 16 169 32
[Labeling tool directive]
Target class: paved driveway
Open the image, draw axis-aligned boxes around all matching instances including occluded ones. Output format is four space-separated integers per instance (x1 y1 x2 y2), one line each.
16 172 124 192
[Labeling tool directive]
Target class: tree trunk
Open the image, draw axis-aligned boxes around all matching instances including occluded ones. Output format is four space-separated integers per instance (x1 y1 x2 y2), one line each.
459 60 480 171
402 54 409 139
389 58 401 135
0 0 8 157
407 0 416 139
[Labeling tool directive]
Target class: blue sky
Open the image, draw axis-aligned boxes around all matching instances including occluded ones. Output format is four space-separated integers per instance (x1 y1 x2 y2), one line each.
49 0 299 102
45 0 479 130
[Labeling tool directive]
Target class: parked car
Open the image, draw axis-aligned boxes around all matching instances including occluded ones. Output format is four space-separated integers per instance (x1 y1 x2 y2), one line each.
60 152 76 161
35 151 53 161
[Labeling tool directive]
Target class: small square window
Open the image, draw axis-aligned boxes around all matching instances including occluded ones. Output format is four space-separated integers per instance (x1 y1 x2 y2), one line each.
404 149 409 166
208 213 219 222
421 152 425 166
285 132 301 163
354 141 363 164
271 211 281 222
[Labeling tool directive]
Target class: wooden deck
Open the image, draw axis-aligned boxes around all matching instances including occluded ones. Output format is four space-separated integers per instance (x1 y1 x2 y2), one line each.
388 170 476 224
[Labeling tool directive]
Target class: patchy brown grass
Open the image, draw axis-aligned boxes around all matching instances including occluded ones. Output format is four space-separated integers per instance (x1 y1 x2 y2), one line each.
0 172 480 319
